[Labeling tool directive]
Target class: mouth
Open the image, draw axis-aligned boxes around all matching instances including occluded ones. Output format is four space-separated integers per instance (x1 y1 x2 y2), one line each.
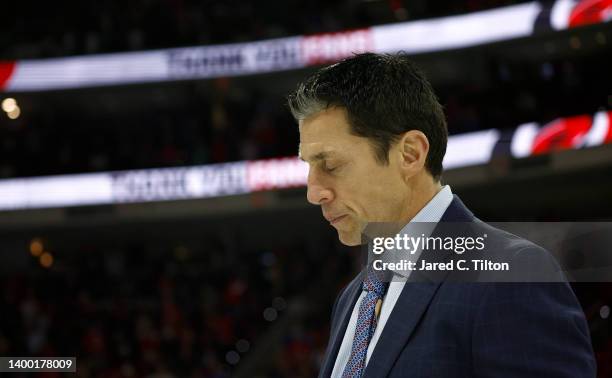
328 215 347 225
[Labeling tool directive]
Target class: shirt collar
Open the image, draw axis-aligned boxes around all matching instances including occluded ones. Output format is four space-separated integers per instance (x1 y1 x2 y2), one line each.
410 185 453 223
384 185 454 279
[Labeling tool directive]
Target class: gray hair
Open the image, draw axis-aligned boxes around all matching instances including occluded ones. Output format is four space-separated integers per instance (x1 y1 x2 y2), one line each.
287 82 330 121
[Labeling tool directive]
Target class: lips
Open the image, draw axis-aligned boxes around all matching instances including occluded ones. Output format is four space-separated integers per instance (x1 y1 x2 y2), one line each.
327 214 347 225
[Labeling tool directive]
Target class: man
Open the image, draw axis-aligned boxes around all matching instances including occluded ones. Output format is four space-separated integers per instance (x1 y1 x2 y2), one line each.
288 53 595 377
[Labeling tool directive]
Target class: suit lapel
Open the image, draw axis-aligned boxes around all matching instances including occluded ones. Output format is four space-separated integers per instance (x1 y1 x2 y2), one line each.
319 271 364 377
362 195 474 378
362 278 444 378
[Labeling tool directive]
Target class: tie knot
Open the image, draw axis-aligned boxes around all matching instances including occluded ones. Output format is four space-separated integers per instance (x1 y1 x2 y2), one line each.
362 269 387 297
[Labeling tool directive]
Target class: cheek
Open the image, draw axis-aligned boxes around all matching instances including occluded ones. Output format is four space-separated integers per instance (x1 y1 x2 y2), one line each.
342 183 387 218
336 163 400 217
358 178 404 219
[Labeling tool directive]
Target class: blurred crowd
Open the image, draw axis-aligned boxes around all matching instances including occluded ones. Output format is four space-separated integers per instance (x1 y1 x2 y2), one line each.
0 85 300 178
1 0 527 59
0 232 611 377
0 231 355 377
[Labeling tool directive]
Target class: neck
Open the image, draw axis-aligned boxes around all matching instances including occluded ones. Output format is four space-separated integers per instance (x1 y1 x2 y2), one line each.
399 175 442 224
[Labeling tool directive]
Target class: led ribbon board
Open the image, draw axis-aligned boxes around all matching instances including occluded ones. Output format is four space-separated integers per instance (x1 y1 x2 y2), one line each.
4 0 610 92
0 111 609 211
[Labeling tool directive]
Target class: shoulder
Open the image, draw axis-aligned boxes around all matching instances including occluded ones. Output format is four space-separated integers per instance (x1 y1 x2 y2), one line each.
472 218 543 252
470 218 559 269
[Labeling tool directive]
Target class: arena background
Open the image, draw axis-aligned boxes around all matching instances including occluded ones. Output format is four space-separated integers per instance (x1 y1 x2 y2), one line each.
0 0 611 377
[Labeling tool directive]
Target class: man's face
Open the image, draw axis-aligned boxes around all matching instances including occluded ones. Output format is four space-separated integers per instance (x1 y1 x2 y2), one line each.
299 107 412 246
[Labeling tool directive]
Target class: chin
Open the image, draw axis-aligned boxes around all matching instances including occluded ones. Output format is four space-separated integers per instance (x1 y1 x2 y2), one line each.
338 231 363 246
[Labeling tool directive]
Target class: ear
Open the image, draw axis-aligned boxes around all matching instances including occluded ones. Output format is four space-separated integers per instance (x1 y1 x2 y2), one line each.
397 130 429 180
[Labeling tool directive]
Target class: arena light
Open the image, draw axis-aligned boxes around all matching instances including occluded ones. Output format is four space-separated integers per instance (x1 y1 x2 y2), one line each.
7 104 20 119
40 252 54 268
1 97 16 112
30 238 44 257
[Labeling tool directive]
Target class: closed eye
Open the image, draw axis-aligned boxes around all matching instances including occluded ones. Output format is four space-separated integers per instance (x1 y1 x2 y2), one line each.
323 162 343 173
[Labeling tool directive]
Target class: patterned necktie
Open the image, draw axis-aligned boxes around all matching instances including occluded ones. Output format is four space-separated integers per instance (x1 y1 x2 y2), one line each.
342 269 388 378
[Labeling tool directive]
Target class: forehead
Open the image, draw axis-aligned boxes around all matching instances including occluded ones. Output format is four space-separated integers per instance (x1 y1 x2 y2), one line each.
298 107 369 161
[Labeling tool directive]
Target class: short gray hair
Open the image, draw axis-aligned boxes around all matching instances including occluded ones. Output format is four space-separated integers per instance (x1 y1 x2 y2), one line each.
287 81 330 121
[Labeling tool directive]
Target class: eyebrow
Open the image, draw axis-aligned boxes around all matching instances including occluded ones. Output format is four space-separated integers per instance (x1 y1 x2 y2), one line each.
299 151 334 163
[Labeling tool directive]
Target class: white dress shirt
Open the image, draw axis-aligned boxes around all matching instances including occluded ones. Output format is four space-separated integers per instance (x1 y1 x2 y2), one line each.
330 185 454 377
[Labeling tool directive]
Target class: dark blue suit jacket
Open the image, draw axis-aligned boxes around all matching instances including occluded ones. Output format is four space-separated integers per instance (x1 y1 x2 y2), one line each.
319 196 596 377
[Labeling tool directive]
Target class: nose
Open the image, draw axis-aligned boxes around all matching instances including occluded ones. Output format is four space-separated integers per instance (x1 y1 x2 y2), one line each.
306 170 334 205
